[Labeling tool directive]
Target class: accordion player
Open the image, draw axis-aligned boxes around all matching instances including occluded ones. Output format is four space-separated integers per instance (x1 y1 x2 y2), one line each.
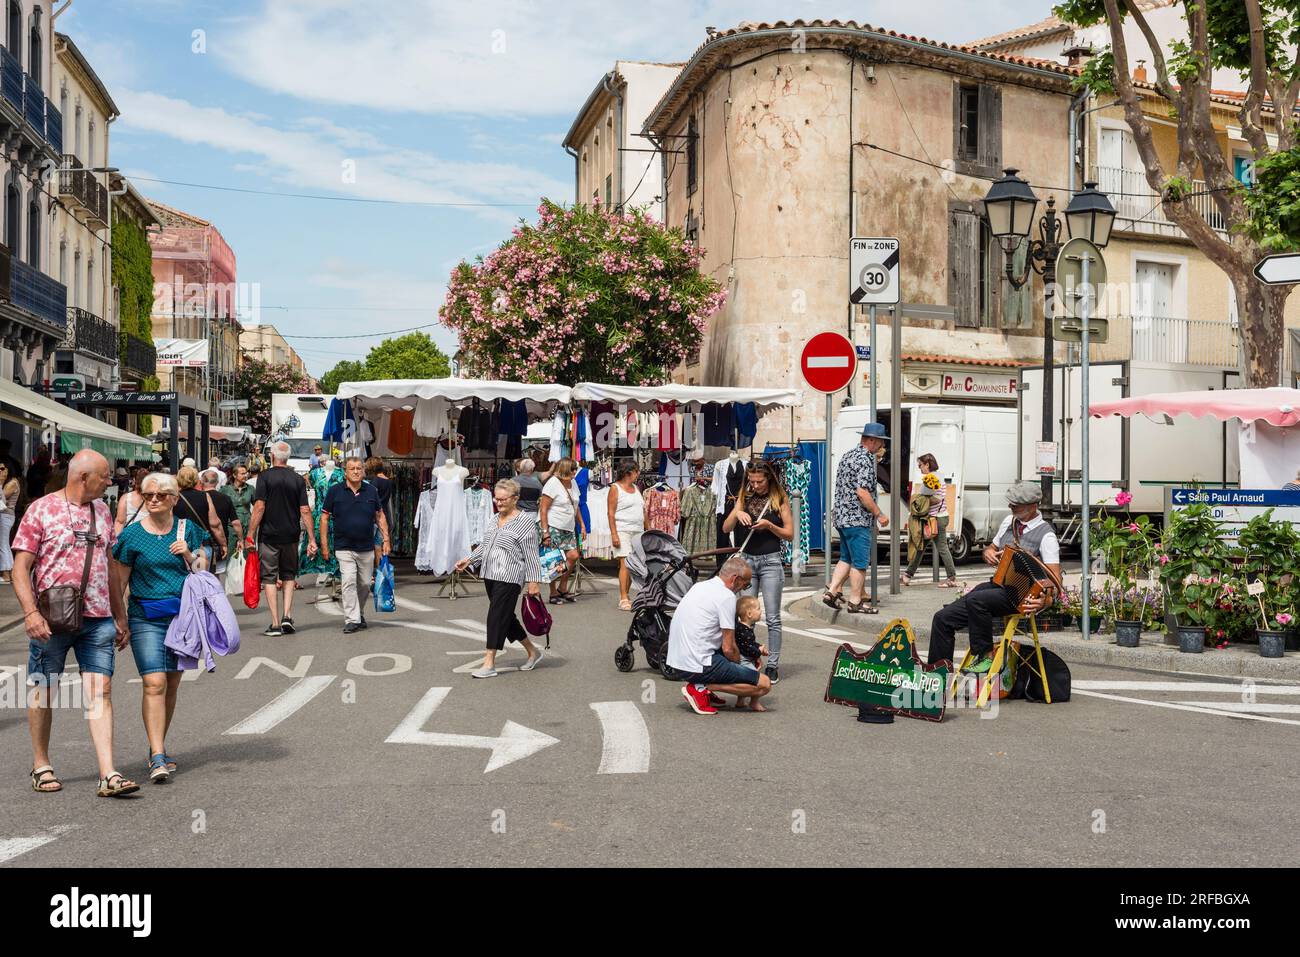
926 481 1061 669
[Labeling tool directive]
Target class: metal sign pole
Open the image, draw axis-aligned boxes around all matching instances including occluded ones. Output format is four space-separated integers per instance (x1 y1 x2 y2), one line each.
890 304 902 595
825 392 834 589
869 303 878 606
1080 252 1092 640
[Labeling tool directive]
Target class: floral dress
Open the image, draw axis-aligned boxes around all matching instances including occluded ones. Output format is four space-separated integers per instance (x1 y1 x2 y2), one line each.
299 465 344 576
679 483 715 556
781 458 812 568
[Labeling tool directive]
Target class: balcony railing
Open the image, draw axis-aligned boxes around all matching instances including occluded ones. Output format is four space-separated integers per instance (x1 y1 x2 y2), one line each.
122 333 157 378
61 307 118 362
45 97 61 154
0 47 61 156
58 156 109 227
0 46 20 115
22 74 42 132
9 257 68 332
1093 165 1227 237
1100 315 1240 368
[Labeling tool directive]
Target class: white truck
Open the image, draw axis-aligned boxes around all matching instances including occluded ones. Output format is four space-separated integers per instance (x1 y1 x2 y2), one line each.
833 404 1019 563
268 393 333 473
1018 360 1241 538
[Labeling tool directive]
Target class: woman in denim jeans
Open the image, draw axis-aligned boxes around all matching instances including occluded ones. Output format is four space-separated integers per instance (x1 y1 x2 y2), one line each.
723 461 793 683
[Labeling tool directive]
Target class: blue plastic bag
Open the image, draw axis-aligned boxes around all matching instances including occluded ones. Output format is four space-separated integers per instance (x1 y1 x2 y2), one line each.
538 545 567 583
374 555 397 613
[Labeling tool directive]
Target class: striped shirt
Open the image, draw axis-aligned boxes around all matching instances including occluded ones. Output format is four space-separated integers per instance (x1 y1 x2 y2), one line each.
468 511 545 586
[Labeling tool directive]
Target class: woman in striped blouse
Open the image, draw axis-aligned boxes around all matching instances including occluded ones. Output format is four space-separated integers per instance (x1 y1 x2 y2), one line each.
455 479 546 678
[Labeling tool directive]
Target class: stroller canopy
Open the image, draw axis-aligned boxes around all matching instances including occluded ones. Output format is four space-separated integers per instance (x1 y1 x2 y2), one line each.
627 530 695 611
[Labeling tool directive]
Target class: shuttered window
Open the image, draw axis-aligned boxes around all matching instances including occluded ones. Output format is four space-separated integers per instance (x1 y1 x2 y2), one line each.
1001 241 1032 329
949 205 981 328
953 82 1002 177
687 114 698 196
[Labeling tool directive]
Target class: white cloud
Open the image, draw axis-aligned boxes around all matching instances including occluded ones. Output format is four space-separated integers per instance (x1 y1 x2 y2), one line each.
114 88 568 211
214 0 1053 117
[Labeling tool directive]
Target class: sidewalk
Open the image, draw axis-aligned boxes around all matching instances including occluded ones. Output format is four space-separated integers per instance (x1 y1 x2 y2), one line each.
795 579 1300 680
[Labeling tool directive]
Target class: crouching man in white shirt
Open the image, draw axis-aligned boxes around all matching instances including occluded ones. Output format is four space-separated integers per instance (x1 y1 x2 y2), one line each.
663 556 772 716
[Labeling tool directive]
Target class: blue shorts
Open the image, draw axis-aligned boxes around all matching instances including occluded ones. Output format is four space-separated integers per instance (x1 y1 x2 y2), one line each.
839 525 875 570
27 616 117 686
665 655 760 687
127 617 180 676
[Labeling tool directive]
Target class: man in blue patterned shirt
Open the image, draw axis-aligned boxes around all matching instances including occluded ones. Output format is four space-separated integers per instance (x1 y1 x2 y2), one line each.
824 423 890 613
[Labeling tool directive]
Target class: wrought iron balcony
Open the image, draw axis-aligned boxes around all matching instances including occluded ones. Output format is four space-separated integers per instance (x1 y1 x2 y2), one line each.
61 307 118 362
58 156 109 228
22 74 42 132
0 46 20 116
0 47 62 158
122 333 157 378
9 257 67 332
45 97 61 154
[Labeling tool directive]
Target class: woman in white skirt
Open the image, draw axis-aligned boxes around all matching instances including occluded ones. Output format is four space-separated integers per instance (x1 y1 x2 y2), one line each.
607 462 645 610
0 460 17 583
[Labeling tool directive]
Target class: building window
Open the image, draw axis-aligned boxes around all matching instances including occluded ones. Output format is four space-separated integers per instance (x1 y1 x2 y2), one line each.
26 197 37 267
72 249 80 308
58 86 66 131
4 178 19 257
58 239 65 284
605 173 612 208
28 21 39 88
87 257 94 315
74 104 81 159
6 2 19 63
686 114 698 196
953 82 1001 177
88 120 95 166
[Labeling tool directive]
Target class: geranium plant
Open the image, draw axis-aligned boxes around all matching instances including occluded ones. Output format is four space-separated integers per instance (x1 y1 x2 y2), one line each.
1159 503 1229 629
1235 509 1300 632
1092 503 1160 622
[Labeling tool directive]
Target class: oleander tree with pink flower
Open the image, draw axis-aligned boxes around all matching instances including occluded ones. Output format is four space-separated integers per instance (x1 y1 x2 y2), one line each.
439 200 726 385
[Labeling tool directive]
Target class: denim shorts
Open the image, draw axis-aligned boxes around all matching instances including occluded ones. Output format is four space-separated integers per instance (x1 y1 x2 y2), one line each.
128 617 180 676
839 525 875 570
664 655 760 687
27 616 116 686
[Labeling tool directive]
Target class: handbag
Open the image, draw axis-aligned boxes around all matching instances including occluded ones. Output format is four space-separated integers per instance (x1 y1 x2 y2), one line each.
521 593 553 648
137 519 193 620
37 498 98 635
923 517 939 541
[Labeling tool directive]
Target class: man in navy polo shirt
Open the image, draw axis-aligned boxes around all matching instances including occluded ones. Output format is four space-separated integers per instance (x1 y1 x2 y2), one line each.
320 457 390 634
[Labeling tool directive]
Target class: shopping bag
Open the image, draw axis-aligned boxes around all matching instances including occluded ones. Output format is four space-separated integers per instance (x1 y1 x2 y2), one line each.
374 555 397 613
225 546 246 596
243 545 261 609
538 545 567 583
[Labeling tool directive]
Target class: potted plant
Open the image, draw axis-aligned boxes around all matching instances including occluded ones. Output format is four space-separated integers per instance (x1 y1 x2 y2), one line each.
1093 500 1160 648
1236 510 1300 658
1059 585 1082 629
1159 503 1228 654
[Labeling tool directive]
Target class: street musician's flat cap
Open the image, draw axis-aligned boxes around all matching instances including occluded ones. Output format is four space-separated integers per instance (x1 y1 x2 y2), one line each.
1006 481 1043 505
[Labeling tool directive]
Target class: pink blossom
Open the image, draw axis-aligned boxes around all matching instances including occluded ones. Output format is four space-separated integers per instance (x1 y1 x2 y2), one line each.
1115 491 1133 507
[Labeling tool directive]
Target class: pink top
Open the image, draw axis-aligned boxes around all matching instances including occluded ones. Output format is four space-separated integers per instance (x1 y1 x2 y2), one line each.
13 493 117 619
645 488 681 534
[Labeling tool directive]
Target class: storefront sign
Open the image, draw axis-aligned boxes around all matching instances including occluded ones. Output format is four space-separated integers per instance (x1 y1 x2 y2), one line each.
69 391 179 405
941 371 1018 399
823 619 948 722
156 338 209 368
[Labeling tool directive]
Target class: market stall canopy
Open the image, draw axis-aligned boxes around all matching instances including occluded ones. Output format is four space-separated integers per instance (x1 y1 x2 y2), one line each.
151 425 248 444
570 382 804 413
1090 388 1300 427
337 378 571 417
0 378 153 460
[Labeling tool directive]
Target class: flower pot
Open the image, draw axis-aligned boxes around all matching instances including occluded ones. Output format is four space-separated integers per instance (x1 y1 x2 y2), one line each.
1114 619 1142 648
1177 625 1206 654
1287 629 1300 652
1257 629 1287 659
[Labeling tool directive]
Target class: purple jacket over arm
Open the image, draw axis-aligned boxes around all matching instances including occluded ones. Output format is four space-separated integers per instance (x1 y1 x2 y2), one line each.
165 570 242 671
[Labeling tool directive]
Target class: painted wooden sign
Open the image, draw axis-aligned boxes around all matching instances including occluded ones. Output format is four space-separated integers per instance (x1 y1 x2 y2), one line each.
823 618 949 722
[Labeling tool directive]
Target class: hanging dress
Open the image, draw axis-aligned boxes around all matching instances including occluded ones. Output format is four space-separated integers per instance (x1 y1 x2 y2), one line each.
645 487 681 535
300 465 345 576
781 457 812 572
584 485 613 559
413 488 438 570
426 471 470 575
464 485 494 547
679 482 715 556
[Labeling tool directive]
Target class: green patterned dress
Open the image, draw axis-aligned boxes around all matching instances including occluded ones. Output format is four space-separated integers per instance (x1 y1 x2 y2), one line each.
299 465 344 576
679 483 716 556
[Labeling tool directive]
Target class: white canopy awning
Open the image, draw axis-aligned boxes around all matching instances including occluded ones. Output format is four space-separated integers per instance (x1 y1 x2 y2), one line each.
151 425 248 444
570 382 804 414
0 378 153 461
337 378 571 417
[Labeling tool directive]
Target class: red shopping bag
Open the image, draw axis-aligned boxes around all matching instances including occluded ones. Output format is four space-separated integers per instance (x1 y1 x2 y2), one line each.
243 545 261 609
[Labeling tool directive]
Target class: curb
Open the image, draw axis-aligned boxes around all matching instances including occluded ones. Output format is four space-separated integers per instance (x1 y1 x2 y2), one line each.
797 597 1300 680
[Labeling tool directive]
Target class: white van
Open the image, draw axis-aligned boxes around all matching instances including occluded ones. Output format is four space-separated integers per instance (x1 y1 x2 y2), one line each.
268 393 332 473
833 404 1018 562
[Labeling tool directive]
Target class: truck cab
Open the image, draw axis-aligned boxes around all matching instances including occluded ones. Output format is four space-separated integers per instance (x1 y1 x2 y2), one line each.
268 394 332 473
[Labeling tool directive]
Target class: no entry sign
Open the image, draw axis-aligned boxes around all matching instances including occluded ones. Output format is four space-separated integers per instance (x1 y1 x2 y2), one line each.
800 332 857 394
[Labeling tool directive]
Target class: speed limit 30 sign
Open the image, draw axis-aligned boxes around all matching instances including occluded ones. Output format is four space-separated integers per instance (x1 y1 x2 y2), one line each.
850 237 900 305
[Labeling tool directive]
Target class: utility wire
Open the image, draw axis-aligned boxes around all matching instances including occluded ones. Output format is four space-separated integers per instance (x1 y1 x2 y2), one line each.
277 322 442 340
129 176 538 208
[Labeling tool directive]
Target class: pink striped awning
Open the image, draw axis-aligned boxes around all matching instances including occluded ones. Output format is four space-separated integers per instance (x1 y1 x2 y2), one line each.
1090 388 1300 427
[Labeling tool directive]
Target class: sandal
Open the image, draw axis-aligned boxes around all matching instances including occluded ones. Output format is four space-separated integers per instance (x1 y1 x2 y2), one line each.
560 591 577 603
619 599 632 611
97 772 141 798
900 574 912 587
548 595 564 606
30 765 62 793
938 579 959 588
846 601 880 615
147 751 177 773
821 590 845 610
148 754 171 784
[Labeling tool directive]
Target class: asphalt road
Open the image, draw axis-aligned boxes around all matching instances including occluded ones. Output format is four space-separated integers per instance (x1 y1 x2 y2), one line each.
1 570 1297 867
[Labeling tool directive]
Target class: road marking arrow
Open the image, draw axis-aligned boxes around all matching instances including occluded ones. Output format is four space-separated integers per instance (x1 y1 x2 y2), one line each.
224 675 337 735
385 687 559 772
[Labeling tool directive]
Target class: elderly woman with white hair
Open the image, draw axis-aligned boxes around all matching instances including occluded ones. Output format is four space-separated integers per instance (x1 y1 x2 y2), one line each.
110 471 208 783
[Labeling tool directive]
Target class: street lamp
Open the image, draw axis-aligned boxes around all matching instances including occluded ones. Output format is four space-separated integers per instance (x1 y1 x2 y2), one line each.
982 169 1115 507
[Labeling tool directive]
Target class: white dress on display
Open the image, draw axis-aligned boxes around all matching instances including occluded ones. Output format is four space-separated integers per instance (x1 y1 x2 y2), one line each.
426 467 470 575
584 485 613 559
413 488 438 571
464 485 494 546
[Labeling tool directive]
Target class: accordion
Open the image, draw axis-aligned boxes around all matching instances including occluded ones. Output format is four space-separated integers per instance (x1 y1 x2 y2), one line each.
992 546 1062 613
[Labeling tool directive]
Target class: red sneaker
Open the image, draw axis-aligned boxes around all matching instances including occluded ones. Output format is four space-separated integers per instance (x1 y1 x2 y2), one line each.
707 692 727 707
681 683 718 716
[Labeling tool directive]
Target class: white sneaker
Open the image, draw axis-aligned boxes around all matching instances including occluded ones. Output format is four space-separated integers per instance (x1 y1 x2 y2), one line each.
471 666 498 679
521 650 544 672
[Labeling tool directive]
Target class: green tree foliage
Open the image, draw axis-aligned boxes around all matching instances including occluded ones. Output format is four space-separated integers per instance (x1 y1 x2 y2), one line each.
318 333 450 395
235 357 315 436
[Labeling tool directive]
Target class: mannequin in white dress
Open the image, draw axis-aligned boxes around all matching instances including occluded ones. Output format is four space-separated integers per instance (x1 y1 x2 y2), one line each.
427 457 470 575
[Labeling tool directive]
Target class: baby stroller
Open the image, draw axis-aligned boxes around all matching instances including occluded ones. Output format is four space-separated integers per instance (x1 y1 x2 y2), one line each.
615 530 735 673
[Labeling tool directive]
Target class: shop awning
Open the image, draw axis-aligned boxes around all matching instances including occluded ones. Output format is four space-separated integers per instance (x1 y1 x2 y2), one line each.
0 378 153 460
570 382 804 414
1090 388 1300 427
337 378 572 416
151 425 248 443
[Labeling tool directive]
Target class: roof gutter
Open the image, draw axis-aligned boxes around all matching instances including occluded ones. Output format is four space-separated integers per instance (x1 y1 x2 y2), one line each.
644 25 1073 135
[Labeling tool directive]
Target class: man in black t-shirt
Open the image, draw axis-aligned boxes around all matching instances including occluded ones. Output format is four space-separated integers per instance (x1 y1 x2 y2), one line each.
247 442 317 637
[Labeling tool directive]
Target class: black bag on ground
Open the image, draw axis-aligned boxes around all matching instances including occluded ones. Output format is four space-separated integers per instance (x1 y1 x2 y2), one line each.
1008 645 1071 702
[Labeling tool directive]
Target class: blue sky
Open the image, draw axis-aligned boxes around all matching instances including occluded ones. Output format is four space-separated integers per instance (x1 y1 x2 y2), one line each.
58 0 1048 379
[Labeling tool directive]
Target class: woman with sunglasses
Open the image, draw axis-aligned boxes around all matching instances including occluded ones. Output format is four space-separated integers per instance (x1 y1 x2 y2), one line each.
722 461 793 683
110 472 208 783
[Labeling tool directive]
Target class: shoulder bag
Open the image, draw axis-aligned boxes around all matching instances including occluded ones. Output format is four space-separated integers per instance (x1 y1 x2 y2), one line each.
37 500 98 634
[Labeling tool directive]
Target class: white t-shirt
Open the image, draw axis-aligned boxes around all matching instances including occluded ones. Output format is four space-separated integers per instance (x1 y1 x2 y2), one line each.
667 577 737 673
992 514 1061 565
541 476 578 532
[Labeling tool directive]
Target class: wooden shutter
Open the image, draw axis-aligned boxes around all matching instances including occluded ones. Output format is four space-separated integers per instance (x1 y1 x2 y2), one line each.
949 207 980 328
1001 240 1031 329
953 81 964 162
978 84 1002 173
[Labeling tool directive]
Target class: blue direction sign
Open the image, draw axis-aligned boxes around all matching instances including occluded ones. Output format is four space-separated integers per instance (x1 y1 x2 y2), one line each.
1169 488 1300 538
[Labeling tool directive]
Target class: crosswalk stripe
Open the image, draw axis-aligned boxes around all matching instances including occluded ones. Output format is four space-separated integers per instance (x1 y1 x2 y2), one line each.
1172 701 1300 713
1074 680 1300 694
224 675 337 735
0 825 78 865
396 597 435 613
448 619 487 632
1072 689 1300 726
590 702 651 774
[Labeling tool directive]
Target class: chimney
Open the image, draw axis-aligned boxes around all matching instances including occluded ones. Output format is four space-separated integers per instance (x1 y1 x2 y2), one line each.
1062 31 1094 67
1133 59 1148 84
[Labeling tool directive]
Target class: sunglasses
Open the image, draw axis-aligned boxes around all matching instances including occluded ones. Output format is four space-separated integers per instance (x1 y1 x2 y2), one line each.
141 492 174 501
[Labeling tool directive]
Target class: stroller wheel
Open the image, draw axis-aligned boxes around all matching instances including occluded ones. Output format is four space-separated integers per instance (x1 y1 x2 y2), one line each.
614 644 635 673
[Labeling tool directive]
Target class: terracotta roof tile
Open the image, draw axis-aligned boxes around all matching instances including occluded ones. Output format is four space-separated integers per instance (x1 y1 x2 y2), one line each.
902 353 1034 368
968 1 1175 50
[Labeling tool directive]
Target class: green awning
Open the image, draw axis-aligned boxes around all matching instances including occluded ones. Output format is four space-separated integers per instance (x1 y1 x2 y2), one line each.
0 378 153 461
59 429 152 461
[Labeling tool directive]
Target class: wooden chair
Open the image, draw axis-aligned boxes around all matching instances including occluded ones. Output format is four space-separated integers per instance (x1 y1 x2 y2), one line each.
953 612 1052 708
